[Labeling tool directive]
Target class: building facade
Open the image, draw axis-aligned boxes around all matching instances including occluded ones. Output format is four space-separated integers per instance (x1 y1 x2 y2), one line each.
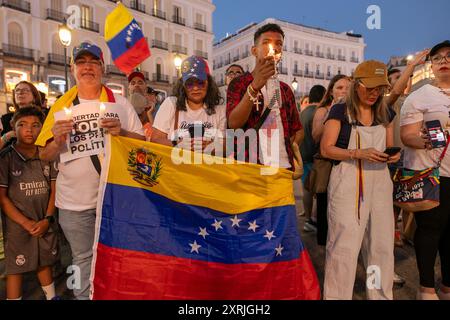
0 0 215 115
212 18 366 100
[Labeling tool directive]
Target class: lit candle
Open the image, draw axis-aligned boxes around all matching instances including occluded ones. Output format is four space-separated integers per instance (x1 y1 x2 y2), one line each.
268 44 275 57
99 103 106 119
64 107 72 120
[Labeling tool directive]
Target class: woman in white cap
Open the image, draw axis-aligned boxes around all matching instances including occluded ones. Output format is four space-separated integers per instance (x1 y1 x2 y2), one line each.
321 60 400 300
400 40 450 300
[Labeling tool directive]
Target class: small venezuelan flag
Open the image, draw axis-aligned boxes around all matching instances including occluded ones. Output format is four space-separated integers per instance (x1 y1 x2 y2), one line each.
105 2 151 74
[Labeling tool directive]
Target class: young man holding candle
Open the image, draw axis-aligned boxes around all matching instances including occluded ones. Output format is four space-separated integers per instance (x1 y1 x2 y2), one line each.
36 42 144 300
226 23 303 170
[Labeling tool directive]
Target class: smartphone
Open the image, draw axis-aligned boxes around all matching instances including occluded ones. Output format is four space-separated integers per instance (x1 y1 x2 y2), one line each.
189 123 205 138
383 147 401 156
425 120 447 148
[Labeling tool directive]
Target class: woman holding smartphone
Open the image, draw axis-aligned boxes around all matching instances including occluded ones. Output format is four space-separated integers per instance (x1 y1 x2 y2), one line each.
152 56 226 153
400 40 450 300
320 60 399 300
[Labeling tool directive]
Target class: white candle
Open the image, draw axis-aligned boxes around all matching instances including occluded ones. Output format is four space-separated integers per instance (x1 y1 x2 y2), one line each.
99 103 106 119
64 107 72 120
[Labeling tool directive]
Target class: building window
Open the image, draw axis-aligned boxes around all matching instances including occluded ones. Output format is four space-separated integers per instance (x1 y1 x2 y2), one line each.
305 63 309 73
294 40 298 49
294 61 298 72
196 13 202 24
197 39 203 51
81 5 93 28
51 0 62 11
316 64 320 75
173 5 181 19
8 22 24 47
175 33 182 46
5 69 29 92
338 67 342 75
327 66 331 76
155 27 162 41
153 0 161 11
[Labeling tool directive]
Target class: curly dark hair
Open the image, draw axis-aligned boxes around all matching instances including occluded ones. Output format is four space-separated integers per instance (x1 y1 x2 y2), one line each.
173 75 224 115
254 23 285 44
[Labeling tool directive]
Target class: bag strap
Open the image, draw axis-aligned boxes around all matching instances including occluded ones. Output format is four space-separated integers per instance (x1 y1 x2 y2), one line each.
73 95 101 175
437 131 450 167
254 107 272 131
173 109 179 132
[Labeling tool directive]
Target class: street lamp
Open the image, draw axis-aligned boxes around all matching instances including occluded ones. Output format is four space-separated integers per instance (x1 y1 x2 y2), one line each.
59 19 72 93
291 77 298 91
174 54 182 79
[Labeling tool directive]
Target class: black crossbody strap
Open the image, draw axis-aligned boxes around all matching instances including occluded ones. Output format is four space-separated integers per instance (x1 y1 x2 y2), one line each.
254 107 272 131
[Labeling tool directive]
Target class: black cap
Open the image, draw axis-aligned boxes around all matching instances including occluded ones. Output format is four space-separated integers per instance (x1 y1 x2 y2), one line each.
429 40 450 58
147 86 160 95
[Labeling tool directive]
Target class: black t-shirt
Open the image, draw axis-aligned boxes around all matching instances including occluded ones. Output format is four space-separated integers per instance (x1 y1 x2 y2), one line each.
1 112 14 134
326 103 396 150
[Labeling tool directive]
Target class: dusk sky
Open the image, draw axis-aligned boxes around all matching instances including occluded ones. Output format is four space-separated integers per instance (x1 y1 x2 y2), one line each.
213 0 450 62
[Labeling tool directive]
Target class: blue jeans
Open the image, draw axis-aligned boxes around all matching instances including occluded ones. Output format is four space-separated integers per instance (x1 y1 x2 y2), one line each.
59 208 96 300
301 162 313 185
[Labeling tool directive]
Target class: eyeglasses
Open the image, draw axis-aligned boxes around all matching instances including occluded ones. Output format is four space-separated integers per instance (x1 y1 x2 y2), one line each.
184 79 207 91
75 59 102 67
15 88 31 94
226 71 243 77
430 52 450 65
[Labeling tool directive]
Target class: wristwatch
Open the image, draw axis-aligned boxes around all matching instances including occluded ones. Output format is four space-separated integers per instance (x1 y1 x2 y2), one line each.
45 215 55 224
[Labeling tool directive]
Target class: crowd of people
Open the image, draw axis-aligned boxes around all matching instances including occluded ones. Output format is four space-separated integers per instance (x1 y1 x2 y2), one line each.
0 23 449 301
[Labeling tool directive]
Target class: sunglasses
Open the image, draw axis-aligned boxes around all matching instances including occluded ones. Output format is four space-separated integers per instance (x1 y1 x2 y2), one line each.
184 79 207 91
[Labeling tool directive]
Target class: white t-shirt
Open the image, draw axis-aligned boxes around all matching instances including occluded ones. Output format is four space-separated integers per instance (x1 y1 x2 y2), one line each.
258 86 290 168
400 84 450 177
153 96 226 142
56 93 144 211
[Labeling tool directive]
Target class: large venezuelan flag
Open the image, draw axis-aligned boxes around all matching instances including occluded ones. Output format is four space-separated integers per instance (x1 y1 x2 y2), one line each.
105 3 151 74
91 136 320 300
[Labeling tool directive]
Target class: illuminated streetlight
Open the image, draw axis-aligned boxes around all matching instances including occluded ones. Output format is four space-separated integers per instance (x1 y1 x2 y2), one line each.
174 54 182 78
291 77 298 91
58 19 72 92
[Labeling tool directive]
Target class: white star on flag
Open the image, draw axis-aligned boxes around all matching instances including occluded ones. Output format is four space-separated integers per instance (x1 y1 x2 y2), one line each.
264 230 276 241
275 244 284 256
230 215 242 228
212 219 223 231
191 68 195 72
126 36 132 43
248 220 259 232
189 241 201 254
198 227 209 239
127 30 132 36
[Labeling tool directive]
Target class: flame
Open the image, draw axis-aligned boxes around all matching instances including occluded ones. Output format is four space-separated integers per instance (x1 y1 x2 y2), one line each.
64 107 72 119
268 44 275 57
99 103 106 113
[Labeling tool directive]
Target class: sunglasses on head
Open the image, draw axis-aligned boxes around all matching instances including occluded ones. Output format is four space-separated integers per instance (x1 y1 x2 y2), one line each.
184 79 207 90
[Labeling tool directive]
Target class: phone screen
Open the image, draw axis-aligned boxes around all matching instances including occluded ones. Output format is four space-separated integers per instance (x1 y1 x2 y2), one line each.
426 120 447 148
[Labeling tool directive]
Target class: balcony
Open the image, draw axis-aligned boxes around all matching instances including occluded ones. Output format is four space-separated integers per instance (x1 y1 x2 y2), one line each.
327 54 335 60
129 1 145 13
172 45 187 55
279 67 288 75
195 50 208 59
48 53 69 65
232 55 240 62
152 73 169 83
292 70 303 77
152 39 168 50
338 55 346 61
315 72 325 79
350 57 359 63
216 62 223 69
1 0 30 13
293 48 302 54
316 52 325 58
172 15 185 26
304 71 314 78
106 65 125 76
80 19 99 33
2 43 34 60
150 9 166 20
194 23 207 32
241 51 250 59
304 50 313 56
224 58 230 66
326 73 335 80
46 9 67 23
